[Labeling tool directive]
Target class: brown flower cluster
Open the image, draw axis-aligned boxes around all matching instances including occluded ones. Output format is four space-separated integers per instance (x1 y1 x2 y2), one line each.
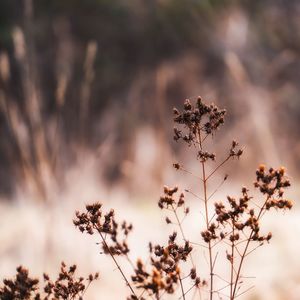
158 186 187 212
254 165 293 212
173 97 226 146
73 203 133 256
0 263 98 300
0 266 39 300
131 232 192 298
200 188 249 244
213 192 258 244
43 262 99 299
197 150 216 162
158 186 190 224
203 165 293 247
229 140 243 159
255 164 292 198
201 222 218 243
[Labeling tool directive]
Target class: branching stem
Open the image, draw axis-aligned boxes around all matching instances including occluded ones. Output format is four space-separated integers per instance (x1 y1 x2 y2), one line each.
231 197 270 299
97 229 137 297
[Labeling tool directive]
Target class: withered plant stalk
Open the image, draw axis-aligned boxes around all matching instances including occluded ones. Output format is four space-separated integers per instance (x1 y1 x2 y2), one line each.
97 229 137 297
197 128 214 300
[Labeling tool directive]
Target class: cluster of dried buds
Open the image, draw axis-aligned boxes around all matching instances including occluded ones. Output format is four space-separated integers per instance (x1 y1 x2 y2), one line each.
254 165 292 210
229 140 243 159
74 203 133 256
201 165 293 248
255 164 291 196
158 186 188 216
197 150 216 162
201 222 218 243
158 185 190 225
0 263 98 300
173 97 226 145
216 188 251 224
216 188 269 243
43 262 99 299
130 232 193 298
0 266 39 300
200 188 250 244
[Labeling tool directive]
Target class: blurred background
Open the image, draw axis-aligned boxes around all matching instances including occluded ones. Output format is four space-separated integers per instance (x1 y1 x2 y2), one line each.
0 0 299 299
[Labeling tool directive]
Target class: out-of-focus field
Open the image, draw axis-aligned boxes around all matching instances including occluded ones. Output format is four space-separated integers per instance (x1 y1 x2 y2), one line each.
0 0 300 299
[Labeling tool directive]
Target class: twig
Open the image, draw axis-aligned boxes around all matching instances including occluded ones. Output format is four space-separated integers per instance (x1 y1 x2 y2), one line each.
231 196 270 299
97 230 137 297
206 156 231 181
179 274 186 300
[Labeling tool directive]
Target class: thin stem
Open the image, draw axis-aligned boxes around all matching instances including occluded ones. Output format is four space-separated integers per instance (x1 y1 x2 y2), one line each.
197 128 214 300
171 204 186 240
179 274 186 300
171 204 195 267
211 231 233 248
212 251 219 270
234 245 242 258
125 253 136 271
231 197 270 299
97 229 137 297
178 166 204 181
208 213 216 226
185 189 205 202
179 283 197 299
206 156 231 181
215 283 231 293
235 285 255 298
207 177 228 201
81 280 92 298
230 220 235 299
244 243 263 258
214 273 230 284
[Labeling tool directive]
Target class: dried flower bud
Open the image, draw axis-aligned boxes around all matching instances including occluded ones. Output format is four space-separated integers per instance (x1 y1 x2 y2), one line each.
183 99 192 110
173 163 180 170
173 108 180 115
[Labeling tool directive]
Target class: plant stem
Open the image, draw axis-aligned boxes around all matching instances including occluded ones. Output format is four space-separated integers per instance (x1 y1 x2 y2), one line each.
230 221 235 299
206 156 231 181
198 129 214 300
179 274 186 300
231 197 270 299
171 204 195 266
97 229 137 298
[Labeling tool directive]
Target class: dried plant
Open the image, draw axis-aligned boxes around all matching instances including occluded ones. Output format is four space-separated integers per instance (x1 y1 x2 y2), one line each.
0 262 98 300
0 97 293 300
73 203 135 296
170 98 292 300
71 97 293 299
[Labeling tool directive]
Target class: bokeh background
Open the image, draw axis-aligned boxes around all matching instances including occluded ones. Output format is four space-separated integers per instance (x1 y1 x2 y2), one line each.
0 0 299 299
